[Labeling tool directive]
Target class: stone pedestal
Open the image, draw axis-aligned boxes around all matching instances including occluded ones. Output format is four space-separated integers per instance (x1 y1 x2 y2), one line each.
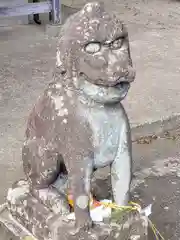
2 179 149 240
47 212 148 240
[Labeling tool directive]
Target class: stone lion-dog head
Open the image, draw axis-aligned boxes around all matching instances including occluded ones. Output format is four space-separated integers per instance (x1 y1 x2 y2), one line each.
56 1 136 104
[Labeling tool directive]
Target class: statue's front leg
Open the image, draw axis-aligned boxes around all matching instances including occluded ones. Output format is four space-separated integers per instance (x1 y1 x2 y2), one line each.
111 119 132 206
69 157 93 230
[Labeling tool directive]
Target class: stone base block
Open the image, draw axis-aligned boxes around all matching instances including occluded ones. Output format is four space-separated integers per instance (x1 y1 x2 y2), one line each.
1 179 148 240
48 212 148 240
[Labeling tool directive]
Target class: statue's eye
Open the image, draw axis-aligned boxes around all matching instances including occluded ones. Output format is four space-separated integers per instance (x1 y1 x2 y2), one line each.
85 42 101 54
111 38 123 50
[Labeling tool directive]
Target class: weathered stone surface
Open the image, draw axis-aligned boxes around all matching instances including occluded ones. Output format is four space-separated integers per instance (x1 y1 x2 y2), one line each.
3 1 148 239
48 213 148 240
6 179 71 239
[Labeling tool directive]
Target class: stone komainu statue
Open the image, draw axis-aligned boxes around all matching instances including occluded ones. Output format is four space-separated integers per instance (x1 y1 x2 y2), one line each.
5 2 148 240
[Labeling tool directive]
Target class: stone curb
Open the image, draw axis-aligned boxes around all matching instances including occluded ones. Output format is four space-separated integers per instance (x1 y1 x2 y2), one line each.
131 114 180 142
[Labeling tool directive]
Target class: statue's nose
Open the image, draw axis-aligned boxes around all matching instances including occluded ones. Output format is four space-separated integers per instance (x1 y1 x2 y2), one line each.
106 66 136 86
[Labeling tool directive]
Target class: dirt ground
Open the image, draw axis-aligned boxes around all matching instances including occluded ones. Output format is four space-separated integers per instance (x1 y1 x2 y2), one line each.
1 0 180 239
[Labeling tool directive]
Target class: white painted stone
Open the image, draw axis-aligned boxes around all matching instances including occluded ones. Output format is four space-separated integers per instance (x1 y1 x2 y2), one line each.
76 195 88 209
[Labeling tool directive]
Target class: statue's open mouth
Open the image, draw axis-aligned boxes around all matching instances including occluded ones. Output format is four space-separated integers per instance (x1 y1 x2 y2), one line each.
110 81 130 100
78 73 131 102
114 81 130 91
79 72 130 90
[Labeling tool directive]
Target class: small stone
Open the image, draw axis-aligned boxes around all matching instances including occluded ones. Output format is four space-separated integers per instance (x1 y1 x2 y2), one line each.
176 171 180 177
62 119 67 124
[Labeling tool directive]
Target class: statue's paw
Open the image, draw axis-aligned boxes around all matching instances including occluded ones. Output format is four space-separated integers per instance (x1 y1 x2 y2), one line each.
76 217 93 232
